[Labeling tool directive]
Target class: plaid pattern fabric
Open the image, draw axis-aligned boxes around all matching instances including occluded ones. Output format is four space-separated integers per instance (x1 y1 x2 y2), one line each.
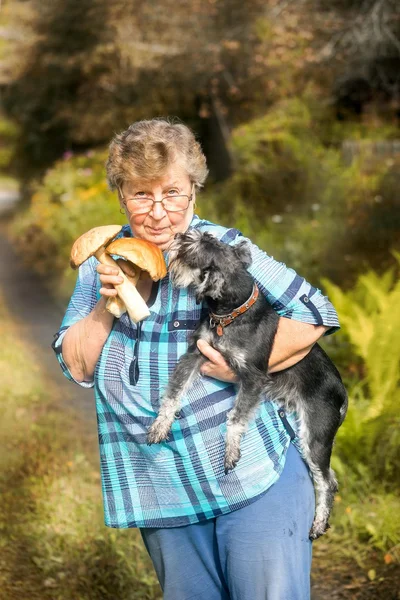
52 215 340 529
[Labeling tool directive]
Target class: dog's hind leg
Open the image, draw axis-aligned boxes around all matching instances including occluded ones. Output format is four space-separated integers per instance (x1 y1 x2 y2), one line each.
295 403 339 540
147 349 207 445
224 375 265 473
307 457 338 540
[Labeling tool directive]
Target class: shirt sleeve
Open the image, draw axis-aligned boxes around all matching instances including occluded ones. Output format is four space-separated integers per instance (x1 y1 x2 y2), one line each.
231 235 340 335
51 256 100 387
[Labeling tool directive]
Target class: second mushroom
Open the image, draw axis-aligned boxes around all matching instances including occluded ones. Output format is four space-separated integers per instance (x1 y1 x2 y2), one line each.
70 225 166 323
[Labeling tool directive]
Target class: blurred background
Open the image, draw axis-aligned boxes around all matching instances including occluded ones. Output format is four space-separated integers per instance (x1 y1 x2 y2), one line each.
0 0 399 598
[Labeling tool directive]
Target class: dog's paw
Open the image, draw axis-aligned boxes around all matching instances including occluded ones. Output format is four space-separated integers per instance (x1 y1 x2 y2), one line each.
224 448 241 474
309 520 330 541
147 419 172 445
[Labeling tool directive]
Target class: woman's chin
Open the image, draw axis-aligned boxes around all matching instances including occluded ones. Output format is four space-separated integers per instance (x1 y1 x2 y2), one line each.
145 229 174 250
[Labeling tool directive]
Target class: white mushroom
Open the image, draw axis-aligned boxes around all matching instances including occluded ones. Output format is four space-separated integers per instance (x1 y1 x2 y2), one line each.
106 268 140 317
105 237 167 315
70 225 162 323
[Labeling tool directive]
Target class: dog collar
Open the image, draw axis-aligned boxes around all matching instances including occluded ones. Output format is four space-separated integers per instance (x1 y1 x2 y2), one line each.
209 283 259 336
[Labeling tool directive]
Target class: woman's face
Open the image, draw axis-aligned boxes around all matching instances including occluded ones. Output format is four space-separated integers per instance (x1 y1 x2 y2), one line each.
119 164 195 251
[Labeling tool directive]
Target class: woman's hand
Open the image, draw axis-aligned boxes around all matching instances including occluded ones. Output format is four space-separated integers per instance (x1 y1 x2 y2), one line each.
197 339 238 383
97 260 136 298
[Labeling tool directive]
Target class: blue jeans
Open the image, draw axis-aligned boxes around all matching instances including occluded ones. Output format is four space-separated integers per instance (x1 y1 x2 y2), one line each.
140 443 315 600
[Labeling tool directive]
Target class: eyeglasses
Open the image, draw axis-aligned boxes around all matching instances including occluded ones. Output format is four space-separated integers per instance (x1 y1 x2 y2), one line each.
118 184 195 215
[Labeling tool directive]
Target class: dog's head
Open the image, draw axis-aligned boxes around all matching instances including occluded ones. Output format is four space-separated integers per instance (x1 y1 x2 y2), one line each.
168 229 252 303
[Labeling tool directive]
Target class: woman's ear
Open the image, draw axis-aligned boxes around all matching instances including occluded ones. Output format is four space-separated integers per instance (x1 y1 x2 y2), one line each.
192 184 197 209
117 185 126 214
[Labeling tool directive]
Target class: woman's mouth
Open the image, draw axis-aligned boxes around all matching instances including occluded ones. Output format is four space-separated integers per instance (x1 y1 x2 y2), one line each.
148 227 167 235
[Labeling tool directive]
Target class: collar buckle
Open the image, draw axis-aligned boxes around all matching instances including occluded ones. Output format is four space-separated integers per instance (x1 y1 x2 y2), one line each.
209 283 259 336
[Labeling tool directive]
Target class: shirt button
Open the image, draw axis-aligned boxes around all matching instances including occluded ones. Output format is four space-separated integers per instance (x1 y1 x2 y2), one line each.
303 296 309 303
279 410 285 418
173 321 180 328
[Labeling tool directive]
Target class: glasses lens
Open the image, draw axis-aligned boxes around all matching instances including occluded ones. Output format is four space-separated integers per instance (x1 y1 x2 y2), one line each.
124 195 190 214
125 199 154 215
163 196 190 212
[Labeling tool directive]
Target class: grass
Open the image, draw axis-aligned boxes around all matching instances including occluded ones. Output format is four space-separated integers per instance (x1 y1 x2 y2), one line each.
0 299 161 600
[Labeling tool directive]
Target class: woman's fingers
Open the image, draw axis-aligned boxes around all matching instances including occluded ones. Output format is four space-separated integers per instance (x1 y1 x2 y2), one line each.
115 258 137 278
197 339 225 365
96 264 124 297
197 339 238 383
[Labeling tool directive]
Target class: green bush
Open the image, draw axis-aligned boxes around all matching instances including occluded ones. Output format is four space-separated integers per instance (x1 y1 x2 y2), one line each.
324 260 400 484
199 99 400 287
11 149 125 301
317 260 400 562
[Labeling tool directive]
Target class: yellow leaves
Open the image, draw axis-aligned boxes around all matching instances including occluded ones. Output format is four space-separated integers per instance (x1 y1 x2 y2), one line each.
78 185 100 200
345 506 352 514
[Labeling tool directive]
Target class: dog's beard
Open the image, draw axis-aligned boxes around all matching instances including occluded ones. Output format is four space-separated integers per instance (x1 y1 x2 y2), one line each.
169 259 201 288
168 233 203 289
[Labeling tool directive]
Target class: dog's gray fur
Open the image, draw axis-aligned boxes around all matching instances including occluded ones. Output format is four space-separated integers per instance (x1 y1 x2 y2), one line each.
147 229 348 540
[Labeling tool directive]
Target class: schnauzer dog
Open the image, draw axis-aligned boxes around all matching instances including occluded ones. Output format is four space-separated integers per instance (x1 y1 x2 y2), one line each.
147 229 348 539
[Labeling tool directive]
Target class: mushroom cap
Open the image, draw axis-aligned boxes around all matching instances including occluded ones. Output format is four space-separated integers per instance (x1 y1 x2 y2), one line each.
70 225 122 269
106 238 167 281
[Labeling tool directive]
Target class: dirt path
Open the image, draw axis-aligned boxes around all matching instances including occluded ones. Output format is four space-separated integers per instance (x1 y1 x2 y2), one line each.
0 215 96 421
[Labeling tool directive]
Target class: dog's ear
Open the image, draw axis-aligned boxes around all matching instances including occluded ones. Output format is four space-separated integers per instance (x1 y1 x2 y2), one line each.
233 240 252 268
195 269 224 303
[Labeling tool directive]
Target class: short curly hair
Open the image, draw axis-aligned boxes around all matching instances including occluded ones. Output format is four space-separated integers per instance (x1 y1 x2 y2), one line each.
106 118 209 191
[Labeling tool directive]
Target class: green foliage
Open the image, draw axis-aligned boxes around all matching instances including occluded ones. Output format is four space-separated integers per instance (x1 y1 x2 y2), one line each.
11 149 125 300
324 261 400 484
198 98 400 287
316 262 399 561
0 113 20 174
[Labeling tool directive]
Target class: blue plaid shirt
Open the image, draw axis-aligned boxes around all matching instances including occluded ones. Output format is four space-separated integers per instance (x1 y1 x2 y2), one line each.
53 215 340 529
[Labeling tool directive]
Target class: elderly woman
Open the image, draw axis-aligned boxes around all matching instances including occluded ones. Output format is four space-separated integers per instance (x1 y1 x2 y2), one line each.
53 118 340 600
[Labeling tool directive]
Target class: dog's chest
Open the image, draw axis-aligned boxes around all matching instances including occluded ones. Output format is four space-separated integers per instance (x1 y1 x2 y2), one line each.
198 324 249 371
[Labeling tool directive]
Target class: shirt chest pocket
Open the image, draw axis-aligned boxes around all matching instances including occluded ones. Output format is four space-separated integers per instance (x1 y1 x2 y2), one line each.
168 319 199 344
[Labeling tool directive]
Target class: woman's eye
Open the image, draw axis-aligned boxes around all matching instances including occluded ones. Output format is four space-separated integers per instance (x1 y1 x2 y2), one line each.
135 191 147 197
167 189 179 196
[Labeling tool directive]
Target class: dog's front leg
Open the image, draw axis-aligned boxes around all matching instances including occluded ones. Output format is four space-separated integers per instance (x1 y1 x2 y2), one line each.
147 349 207 445
224 376 264 473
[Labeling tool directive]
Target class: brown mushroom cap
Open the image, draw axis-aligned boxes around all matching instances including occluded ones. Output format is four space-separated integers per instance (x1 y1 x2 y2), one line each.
70 225 122 269
106 238 167 281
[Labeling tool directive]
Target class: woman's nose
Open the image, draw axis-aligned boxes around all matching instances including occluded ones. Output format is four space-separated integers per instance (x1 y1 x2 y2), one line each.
150 200 166 220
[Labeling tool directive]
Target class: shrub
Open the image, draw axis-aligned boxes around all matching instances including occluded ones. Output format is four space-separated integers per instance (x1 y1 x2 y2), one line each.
323 259 400 482
11 149 125 301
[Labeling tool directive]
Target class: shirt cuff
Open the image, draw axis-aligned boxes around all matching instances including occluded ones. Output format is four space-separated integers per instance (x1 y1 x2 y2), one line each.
283 291 340 335
52 327 95 388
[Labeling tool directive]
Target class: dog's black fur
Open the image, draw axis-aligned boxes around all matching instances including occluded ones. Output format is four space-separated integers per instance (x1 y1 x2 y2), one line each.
147 229 348 539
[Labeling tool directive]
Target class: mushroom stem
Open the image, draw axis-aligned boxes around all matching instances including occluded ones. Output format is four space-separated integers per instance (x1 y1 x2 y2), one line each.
106 296 126 318
106 269 142 317
95 246 150 323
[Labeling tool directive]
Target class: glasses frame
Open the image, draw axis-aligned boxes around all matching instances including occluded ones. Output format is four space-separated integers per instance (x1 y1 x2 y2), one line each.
118 183 195 215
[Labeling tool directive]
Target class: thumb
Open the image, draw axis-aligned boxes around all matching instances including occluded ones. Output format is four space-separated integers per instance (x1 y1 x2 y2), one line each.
197 339 223 365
